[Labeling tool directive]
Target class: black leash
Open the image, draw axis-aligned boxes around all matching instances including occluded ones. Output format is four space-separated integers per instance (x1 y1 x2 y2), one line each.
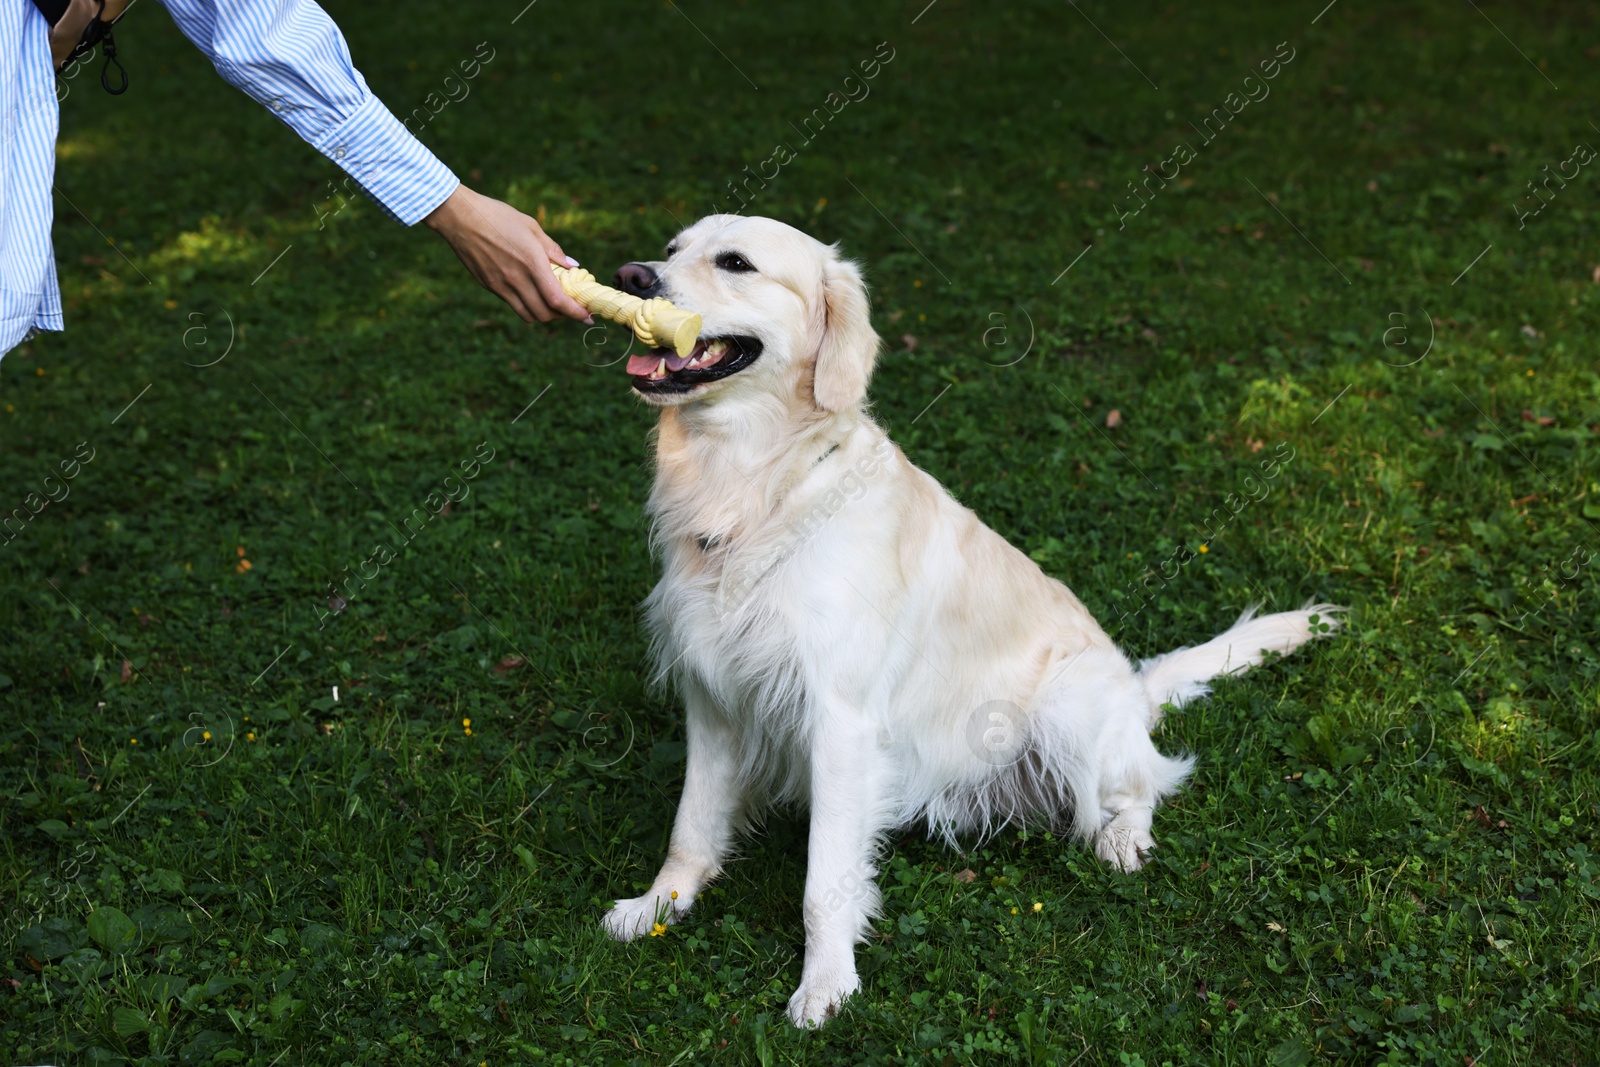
31 0 129 95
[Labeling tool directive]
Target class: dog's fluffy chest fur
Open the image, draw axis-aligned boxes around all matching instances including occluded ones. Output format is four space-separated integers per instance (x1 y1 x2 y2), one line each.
641 416 896 799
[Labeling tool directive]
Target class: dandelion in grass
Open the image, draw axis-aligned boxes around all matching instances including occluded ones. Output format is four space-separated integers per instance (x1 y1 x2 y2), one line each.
1033 901 1043 912
1198 544 1209 554
651 922 667 937
129 738 137 745
246 731 256 742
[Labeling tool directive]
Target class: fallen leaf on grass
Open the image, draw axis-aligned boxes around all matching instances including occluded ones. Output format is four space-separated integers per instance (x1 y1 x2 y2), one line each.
1105 409 1122 429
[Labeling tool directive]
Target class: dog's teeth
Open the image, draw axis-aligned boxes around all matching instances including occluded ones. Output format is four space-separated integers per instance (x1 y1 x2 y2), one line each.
651 358 667 380
707 340 729 356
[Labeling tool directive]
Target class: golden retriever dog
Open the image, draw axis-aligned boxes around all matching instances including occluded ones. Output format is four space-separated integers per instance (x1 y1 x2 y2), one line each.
598 214 1342 1027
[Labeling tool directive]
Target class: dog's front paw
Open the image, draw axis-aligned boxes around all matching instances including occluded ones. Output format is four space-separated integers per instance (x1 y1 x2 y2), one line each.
787 969 860 1028
1094 823 1157 873
602 891 689 942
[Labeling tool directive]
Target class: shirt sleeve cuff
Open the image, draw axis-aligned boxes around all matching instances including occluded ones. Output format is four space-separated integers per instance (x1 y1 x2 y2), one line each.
314 93 459 225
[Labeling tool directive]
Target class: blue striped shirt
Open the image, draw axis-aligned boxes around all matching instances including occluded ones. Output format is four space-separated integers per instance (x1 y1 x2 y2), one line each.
1 0 459 358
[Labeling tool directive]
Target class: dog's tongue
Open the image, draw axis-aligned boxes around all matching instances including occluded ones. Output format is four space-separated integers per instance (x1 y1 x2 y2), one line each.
627 350 698 376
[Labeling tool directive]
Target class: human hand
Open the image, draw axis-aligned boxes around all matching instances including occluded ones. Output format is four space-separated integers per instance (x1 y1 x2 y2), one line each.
48 0 134 70
423 184 592 324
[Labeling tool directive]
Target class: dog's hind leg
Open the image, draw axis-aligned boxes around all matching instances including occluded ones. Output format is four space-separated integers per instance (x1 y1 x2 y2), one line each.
603 679 744 942
1033 650 1194 873
1090 702 1194 872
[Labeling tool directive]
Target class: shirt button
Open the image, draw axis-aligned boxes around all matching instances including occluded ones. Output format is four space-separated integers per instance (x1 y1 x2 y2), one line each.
334 146 347 160
271 101 284 112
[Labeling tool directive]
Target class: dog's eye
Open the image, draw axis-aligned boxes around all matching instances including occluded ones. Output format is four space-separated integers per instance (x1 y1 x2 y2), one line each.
665 244 678 257
715 252 756 273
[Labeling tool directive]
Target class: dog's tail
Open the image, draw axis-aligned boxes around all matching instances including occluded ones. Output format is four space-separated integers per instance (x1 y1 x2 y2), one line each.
1137 601 1344 722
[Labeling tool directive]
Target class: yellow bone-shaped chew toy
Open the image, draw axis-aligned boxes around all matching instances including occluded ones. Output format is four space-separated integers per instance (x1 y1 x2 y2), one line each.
551 265 703 358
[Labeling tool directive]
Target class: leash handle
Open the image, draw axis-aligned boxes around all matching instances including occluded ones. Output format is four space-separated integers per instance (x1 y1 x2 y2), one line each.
98 27 126 94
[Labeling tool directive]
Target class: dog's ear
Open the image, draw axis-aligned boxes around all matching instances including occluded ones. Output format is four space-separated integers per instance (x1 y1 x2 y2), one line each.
813 253 879 412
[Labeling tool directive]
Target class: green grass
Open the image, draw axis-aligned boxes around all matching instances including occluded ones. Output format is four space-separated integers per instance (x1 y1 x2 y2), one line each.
4 0 1599 1063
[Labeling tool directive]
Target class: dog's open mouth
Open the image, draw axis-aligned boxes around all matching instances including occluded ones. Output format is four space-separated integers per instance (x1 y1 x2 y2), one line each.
626 336 763 394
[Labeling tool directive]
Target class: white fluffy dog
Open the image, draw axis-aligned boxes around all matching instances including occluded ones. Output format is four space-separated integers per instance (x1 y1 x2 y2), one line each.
598 214 1341 1027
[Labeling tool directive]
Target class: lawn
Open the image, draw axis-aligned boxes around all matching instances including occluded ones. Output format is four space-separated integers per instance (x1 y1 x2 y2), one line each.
3 0 1598 1063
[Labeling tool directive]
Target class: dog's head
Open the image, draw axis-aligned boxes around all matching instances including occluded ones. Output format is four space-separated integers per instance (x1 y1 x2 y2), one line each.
613 215 879 413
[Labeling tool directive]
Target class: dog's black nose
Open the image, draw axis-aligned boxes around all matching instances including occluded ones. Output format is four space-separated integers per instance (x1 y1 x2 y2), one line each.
614 262 662 298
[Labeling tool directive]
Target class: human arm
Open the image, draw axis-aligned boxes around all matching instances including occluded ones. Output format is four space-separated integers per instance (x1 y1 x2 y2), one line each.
156 0 587 321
